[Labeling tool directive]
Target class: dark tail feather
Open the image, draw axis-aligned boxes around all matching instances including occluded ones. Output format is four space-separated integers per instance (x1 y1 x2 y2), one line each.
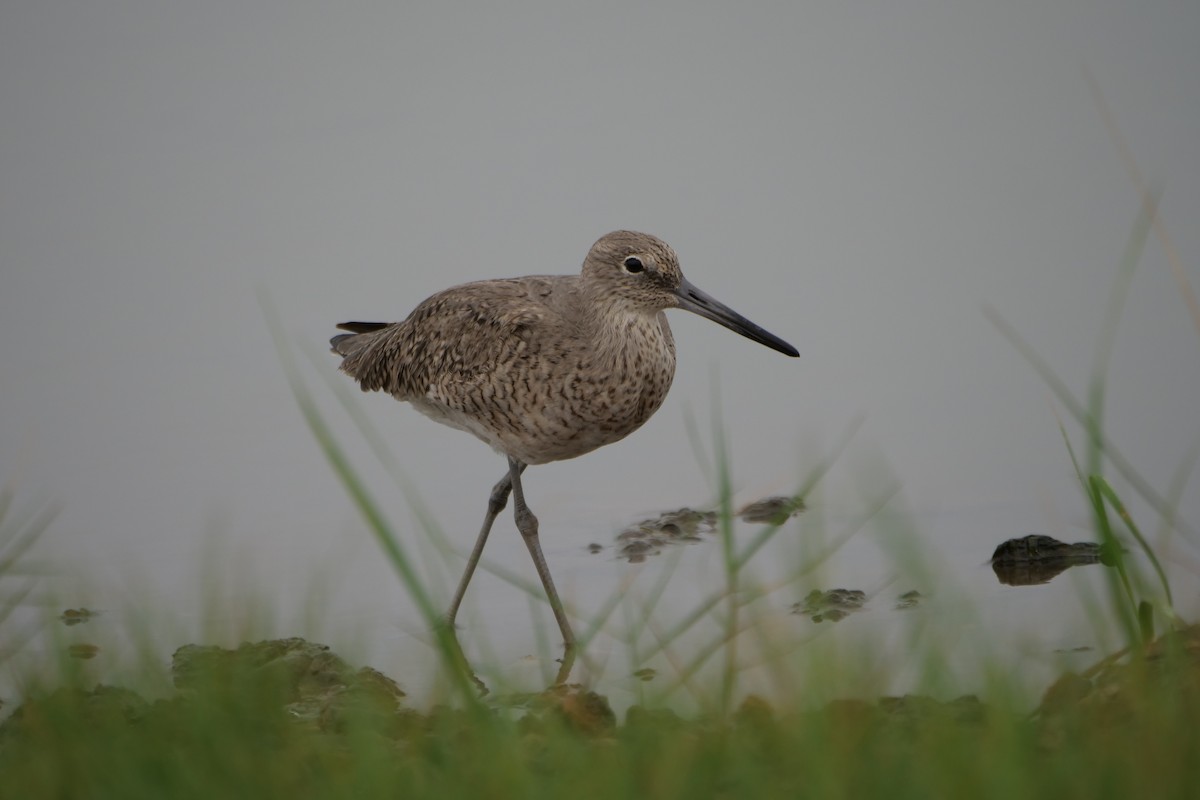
330 321 391 356
336 321 390 334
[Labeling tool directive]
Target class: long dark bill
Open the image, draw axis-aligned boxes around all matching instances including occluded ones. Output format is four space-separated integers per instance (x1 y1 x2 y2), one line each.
674 278 799 358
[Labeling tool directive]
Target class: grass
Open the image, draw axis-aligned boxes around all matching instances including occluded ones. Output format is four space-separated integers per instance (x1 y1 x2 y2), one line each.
0 624 1197 798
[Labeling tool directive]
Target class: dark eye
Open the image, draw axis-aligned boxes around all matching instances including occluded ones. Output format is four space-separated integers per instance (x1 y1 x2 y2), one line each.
623 256 644 273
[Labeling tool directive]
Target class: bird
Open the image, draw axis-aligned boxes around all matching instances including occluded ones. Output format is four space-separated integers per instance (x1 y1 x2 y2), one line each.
331 230 798 650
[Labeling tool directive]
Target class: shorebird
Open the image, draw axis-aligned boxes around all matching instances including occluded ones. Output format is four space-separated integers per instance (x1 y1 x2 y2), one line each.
331 231 797 649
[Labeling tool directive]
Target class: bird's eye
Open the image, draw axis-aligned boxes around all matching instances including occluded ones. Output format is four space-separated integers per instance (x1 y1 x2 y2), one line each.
623 257 644 273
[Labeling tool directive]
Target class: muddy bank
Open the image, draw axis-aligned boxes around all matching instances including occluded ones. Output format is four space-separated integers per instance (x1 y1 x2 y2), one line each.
4 625 1198 749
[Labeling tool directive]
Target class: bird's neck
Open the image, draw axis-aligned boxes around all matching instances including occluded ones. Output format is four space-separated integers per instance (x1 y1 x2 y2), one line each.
581 302 677 370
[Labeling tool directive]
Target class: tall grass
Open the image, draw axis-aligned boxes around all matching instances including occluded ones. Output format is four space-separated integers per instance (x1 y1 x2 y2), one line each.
985 189 1182 649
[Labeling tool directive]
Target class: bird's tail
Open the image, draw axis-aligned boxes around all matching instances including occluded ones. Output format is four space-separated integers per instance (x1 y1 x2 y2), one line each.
330 321 390 357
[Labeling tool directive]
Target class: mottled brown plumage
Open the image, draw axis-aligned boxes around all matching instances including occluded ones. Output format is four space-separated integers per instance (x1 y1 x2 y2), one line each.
331 230 797 658
332 233 688 464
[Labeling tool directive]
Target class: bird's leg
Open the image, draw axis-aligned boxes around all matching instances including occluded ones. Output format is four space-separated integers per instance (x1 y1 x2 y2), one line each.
552 642 577 687
507 456 577 650
446 465 522 627
440 624 490 696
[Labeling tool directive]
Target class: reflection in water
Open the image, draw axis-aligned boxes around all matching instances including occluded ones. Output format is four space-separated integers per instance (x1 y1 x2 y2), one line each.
792 589 868 623
615 508 717 562
990 534 1112 586
895 589 925 610
738 495 806 524
66 643 100 660
792 588 926 621
60 608 99 626
613 497 808 563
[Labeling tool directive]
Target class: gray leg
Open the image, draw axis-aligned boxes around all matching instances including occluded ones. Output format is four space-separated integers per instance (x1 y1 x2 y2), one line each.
446 465 522 626
441 625 489 696
507 457 576 649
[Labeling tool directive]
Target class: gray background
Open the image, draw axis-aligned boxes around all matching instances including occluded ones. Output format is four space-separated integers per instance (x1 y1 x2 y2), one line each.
2 1 1197 678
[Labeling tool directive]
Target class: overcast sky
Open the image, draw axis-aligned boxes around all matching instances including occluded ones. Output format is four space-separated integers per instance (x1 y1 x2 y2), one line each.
1 2 1197 647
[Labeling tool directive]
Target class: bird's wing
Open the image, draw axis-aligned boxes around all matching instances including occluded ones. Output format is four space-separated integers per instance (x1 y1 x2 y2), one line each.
332 277 564 399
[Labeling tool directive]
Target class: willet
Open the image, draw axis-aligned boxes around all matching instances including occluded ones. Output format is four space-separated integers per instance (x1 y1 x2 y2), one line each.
331 230 797 650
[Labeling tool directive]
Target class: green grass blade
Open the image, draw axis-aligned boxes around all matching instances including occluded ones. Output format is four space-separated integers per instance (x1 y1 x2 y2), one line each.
983 306 1196 542
1092 476 1174 610
259 291 483 701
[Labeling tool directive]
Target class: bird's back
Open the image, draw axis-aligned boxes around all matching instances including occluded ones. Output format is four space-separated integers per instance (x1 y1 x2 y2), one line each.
332 275 677 465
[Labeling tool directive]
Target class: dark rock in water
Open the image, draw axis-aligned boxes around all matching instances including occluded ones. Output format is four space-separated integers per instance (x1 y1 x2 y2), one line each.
738 495 806 524
895 590 925 610
615 507 718 562
990 535 1109 586
792 588 867 623
991 534 1104 563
